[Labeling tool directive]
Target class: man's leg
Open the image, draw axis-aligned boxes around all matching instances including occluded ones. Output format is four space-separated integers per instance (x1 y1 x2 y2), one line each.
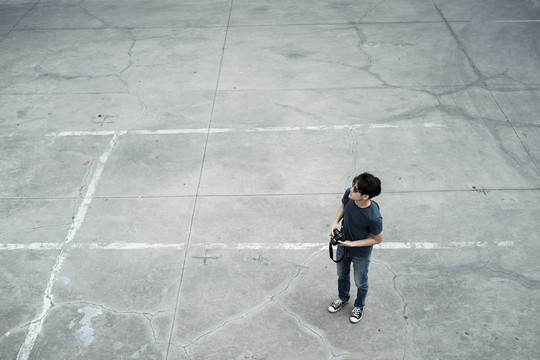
329 247 352 313
352 255 370 308
336 247 351 303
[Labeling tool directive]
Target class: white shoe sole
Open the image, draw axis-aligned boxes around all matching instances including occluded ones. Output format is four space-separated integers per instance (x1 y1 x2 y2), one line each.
350 308 364 323
328 301 348 313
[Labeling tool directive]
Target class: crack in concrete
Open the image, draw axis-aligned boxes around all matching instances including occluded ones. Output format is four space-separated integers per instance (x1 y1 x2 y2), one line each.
179 301 273 358
368 243 539 360
372 258 409 360
483 265 540 289
432 0 540 175
473 246 540 290
143 313 164 345
487 94 540 176
432 1 484 84
78 159 95 198
348 3 537 177
272 300 349 359
58 301 173 346
115 34 149 128
15 133 121 360
77 0 109 28
352 26 389 86
178 249 326 357
0 0 42 43
0 300 173 356
273 102 327 123
369 103 444 126
346 126 359 185
439 96 539 173
358 0 388 23
271 248 324 299
377 81 540 178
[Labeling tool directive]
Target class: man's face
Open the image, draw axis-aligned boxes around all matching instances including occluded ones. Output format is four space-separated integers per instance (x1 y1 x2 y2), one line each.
349 182 366 201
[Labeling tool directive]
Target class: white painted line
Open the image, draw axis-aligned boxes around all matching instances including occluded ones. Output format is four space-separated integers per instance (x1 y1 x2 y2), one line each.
45 130 117 137
16 134 119 360
423 123 446 128
87 243 186 250
374 241 516 249
44 122 446 137
369 124 398 128
172 240 516 250
0 243 186 251
1 241 514 252
133 129 211 135
0 243 62 251
201 242 327 250
45 130 127 137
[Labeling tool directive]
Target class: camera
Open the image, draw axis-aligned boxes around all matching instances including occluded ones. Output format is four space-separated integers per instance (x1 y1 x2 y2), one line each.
330 228 345 246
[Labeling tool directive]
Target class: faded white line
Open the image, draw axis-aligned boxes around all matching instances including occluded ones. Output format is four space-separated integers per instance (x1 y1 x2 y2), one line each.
2 241 514 251
45 130 118 137
88 243 186 250
1 243 62 251
45 122 446 137
16 134 120 360
0 243 186 250
375 241 515 249
200 242 327 250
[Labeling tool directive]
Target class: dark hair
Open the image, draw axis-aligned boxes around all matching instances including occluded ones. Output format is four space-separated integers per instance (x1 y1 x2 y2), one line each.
352 172 381 199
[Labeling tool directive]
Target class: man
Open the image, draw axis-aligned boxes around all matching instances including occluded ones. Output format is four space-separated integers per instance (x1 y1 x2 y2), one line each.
328 172 383 323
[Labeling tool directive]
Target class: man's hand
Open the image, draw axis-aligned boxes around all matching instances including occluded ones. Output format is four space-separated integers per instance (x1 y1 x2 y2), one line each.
338 232 383 248
329 223 341 237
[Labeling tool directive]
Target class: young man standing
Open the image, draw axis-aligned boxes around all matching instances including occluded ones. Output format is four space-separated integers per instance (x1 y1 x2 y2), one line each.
328 172 383 323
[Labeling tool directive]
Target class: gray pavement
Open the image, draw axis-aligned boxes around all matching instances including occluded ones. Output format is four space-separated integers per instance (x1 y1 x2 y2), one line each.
1 0 540 359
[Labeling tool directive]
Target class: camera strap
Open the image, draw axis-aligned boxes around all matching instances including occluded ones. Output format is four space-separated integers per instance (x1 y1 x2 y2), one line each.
329 243 345 263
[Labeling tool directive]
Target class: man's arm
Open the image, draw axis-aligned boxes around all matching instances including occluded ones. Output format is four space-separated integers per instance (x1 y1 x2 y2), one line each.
329 203 345 236
338 231 383 247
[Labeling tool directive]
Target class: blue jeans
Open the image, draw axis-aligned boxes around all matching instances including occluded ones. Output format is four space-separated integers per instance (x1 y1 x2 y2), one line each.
336 246 371 308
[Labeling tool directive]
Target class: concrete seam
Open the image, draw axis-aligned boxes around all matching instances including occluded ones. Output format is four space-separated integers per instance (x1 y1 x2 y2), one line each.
0 0 42 43
486 92 540 175
8 19 540 34
431 0 484 82
1 187 539 202
164 0 235 358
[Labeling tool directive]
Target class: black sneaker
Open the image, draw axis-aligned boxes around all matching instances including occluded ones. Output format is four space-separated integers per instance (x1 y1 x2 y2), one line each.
328 299 348 313
350 306 364 323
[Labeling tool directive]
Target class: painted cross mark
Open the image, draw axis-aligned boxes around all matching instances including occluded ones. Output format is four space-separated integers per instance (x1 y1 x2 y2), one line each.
192 250 220 265
472 186 487 195
92 114 118 127
252 253 270 265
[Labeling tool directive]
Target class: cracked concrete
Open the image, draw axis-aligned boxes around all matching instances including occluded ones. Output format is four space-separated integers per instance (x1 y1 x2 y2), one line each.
2 0 540 359
372 258 410 359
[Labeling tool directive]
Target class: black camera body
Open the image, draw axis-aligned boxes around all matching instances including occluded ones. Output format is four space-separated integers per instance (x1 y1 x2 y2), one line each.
330 228 345 246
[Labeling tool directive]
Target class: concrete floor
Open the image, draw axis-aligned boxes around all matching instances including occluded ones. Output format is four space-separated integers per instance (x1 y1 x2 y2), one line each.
1 0 540 359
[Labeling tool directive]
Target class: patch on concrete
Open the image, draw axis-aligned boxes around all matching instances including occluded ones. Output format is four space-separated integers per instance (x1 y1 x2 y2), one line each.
75 306 103 353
